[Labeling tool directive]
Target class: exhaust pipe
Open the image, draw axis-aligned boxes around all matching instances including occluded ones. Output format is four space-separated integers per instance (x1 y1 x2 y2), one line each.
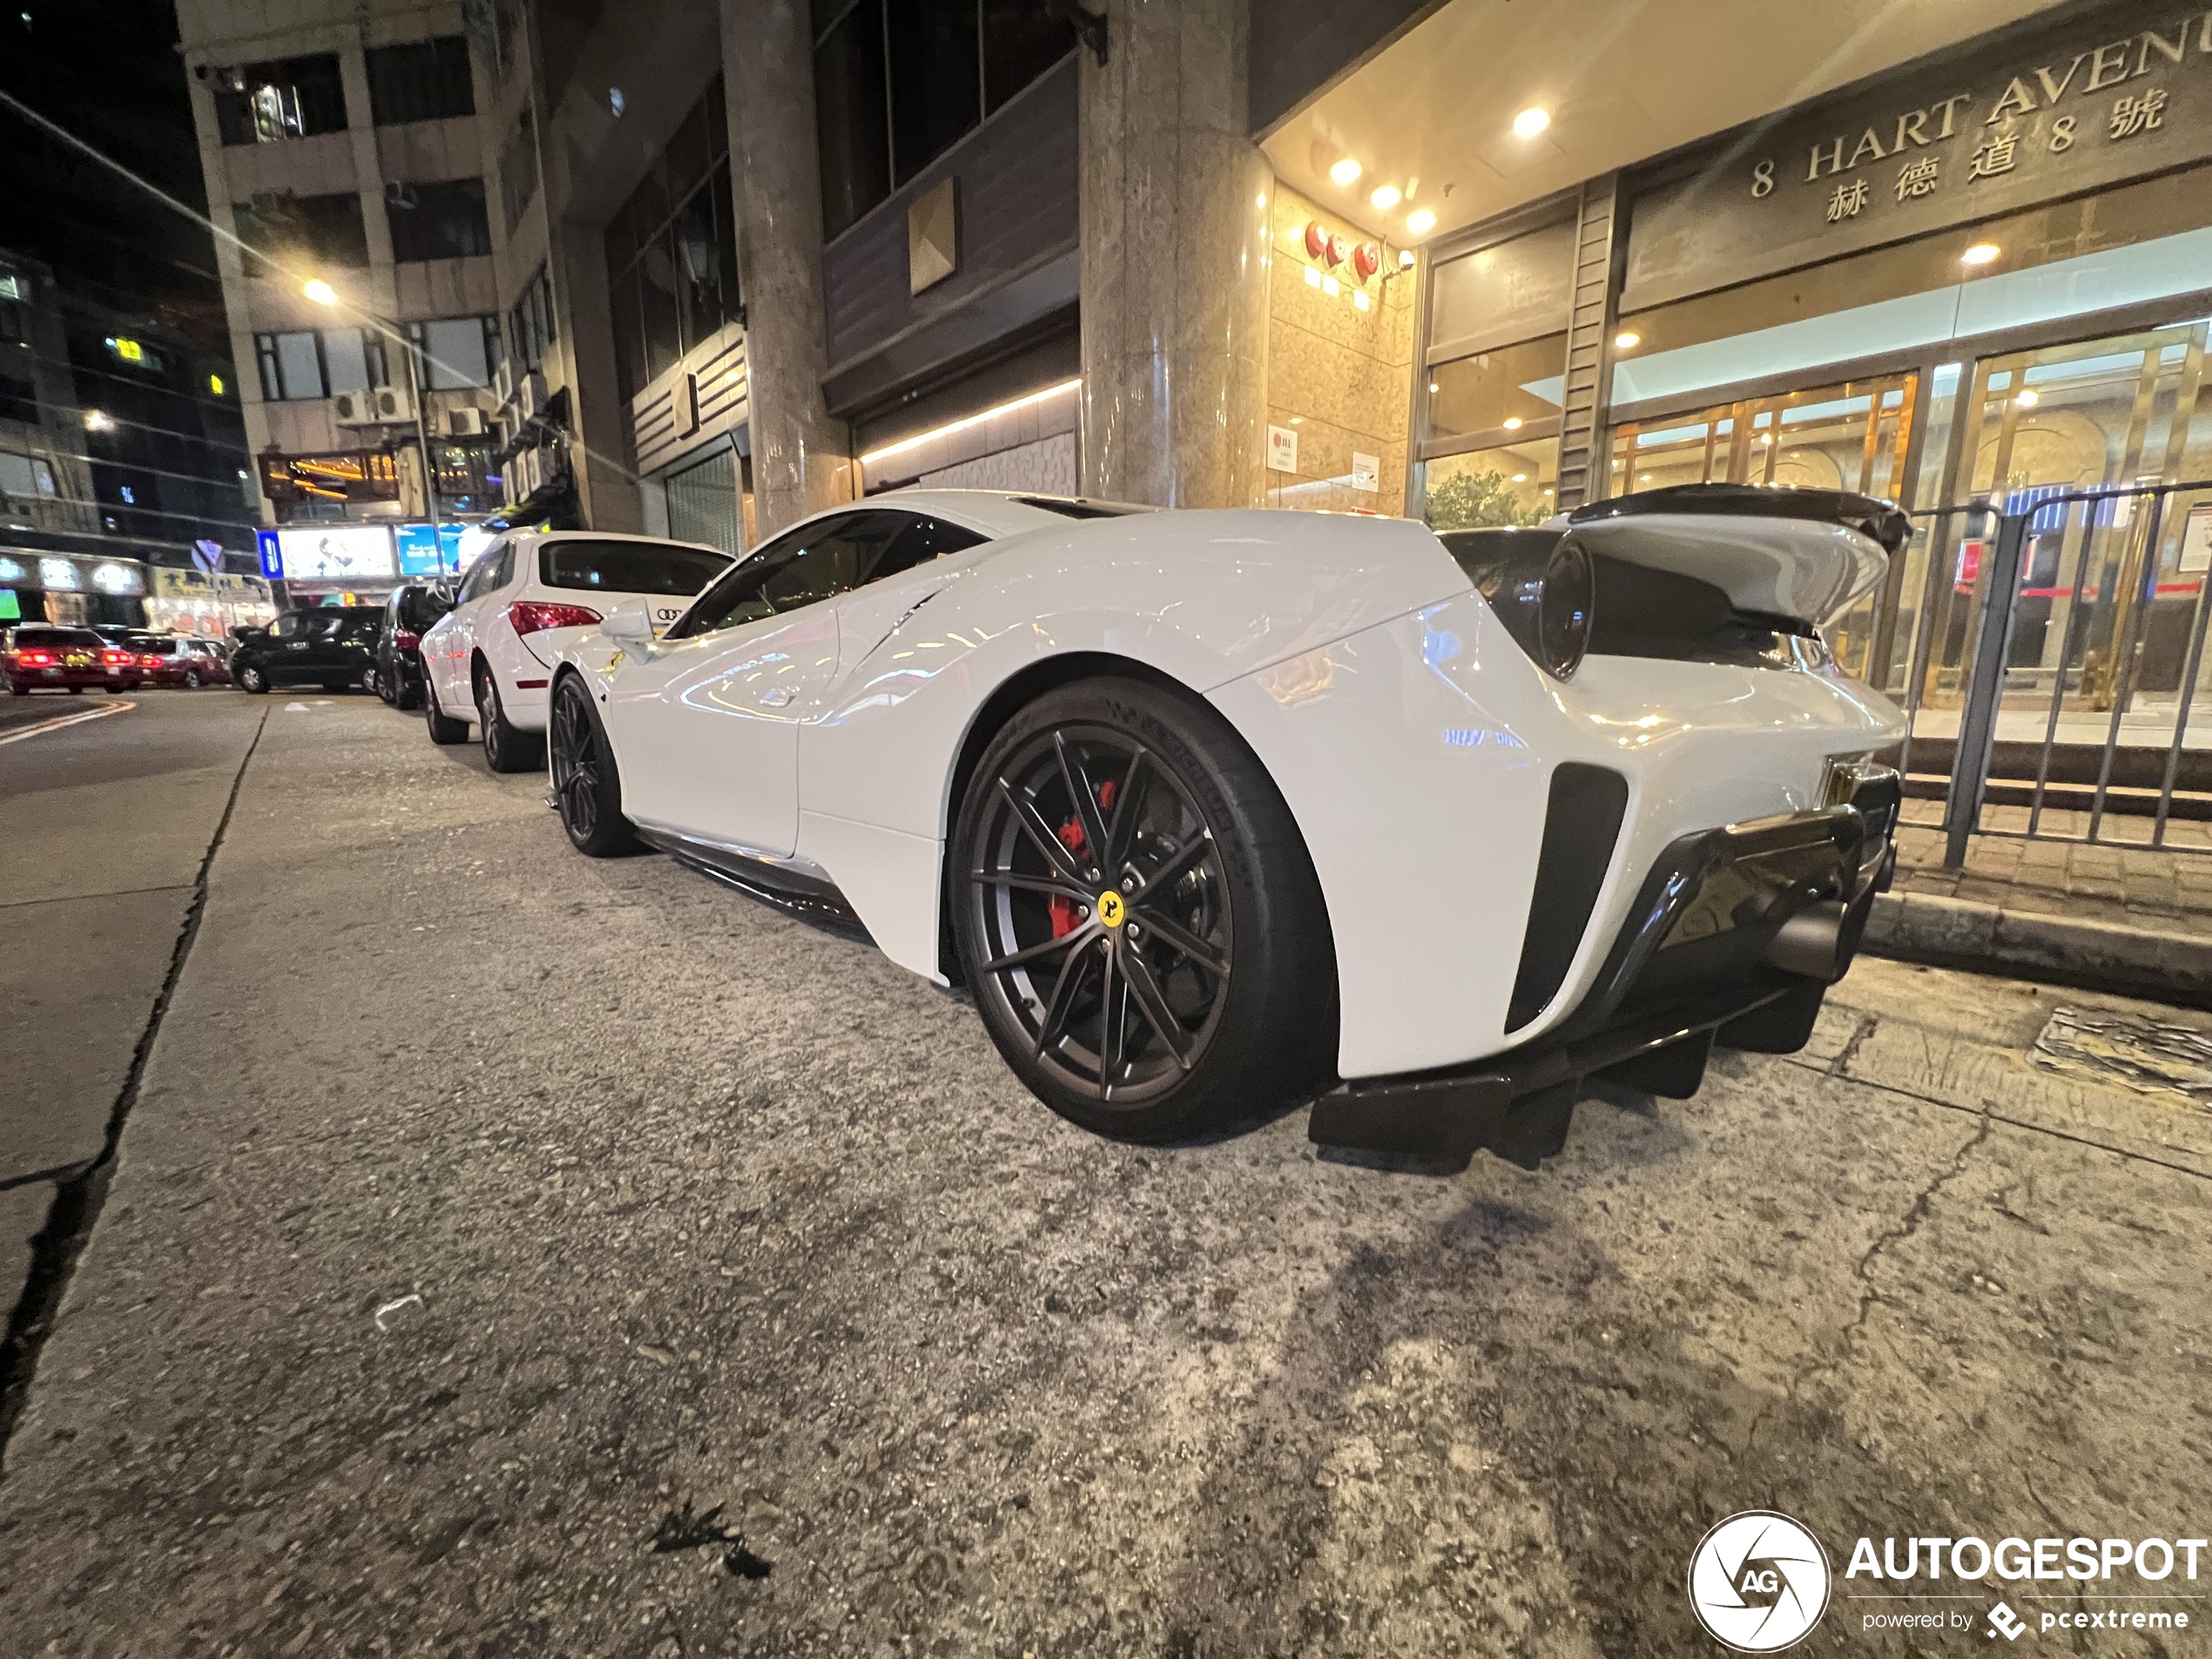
1766 900 1848 980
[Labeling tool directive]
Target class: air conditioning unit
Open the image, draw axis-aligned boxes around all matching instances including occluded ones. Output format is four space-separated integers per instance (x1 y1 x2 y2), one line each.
370 384 415 423
492 359 516 410
518 369 549 420
445 407 487 437
332 386 415 425
331 389 373 425
509 446 540 502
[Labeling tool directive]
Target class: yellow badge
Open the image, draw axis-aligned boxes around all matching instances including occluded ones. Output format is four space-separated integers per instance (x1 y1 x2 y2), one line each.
1096 890 1126 928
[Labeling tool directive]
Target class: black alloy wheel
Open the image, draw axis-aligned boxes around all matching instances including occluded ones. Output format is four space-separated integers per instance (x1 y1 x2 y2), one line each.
549 677 641 856
953 678 1337 1142
373 663 395 705
423 670 469 744
237 663 268 695
476 668 543 773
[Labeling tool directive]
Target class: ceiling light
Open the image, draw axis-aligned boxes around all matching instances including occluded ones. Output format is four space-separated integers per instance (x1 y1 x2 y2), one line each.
1513 107 1551 139
1370 185 1400 211
302 279 338 306
2015 388 2040 408
1428 381 1440 394
84 408 112 431
1329 158 1362 186
1614 330 1640 350
1961 241 2002 266
1502 416 1523 431
1406 208 1436 235
1513 473 1527 482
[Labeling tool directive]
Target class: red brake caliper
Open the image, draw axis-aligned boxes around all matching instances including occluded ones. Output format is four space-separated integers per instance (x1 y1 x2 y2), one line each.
1047 779 1116 938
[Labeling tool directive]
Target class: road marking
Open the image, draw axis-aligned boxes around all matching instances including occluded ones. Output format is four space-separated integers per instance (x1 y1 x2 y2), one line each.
0 698 135 746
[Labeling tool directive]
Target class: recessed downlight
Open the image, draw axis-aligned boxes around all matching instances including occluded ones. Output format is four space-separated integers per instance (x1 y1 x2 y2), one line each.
1406 207 1436 235
1329 157 1363 186
1614 330 1641 350
1370 185 1401 211
1961 241 2002 266
1513 107 1551 138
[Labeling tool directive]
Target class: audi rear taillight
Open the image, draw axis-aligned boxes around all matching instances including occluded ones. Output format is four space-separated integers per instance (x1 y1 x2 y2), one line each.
394 631 420 651
507 600 602 636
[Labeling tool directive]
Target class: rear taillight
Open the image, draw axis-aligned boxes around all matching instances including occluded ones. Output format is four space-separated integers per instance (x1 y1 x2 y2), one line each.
507 600 603 637
16 650 51 667
101 649 132 667
394 631 420 651
139 653 163 667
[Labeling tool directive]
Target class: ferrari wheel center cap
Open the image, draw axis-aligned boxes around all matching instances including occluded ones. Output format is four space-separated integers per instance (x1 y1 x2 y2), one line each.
1096 890 1126 928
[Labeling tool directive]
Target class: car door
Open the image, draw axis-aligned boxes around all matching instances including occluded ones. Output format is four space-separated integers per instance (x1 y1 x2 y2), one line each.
260 610 316 682
605 511 912 857
433 544 509 708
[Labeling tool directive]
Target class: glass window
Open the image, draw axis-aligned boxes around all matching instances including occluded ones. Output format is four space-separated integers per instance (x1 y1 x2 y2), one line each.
675 510 912 635
603 84 740 399
212 55 347 145
539 539 730 595
364 37 475 125
233 192 370 268
814 0 889 241
664 446 741 555
415 318 496 388
887 0 980 186
273 332 323 400
499 108 539 232
638 229 683 385
388 179 493 262
1428 221 1575 359
1427 333 1568 442
982 0 1073 112
1423 445 1555 530
322 329 373 395
269 610 310 640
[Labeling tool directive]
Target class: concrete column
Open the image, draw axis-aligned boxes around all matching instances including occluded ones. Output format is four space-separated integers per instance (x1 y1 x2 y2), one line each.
1079 0 1270 509
719 0 852 535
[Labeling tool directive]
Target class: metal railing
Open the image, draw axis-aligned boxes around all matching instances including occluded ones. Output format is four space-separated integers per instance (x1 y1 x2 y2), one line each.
1898 479 2212 868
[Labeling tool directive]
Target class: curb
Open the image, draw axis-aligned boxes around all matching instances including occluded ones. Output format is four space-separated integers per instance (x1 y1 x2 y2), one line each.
1861 889 2212 1008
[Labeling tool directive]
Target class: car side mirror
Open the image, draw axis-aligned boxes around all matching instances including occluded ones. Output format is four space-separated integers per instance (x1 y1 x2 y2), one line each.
600 600 656 660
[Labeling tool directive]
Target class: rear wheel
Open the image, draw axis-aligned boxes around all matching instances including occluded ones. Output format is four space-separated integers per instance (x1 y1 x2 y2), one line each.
395 668 421 711
550 677 642 856
183 669 202 689
477 667 543 772
951 678 1336 1143
423 670 469 744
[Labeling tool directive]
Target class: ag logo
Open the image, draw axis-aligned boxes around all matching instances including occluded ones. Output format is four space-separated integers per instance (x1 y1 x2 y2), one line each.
1686 1511 1831 1651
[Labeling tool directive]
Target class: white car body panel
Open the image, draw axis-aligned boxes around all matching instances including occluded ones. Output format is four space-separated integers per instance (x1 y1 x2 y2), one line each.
543 490 1905 1081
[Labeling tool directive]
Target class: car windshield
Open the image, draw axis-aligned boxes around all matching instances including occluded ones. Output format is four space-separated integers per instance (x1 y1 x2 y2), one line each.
539 540 730 597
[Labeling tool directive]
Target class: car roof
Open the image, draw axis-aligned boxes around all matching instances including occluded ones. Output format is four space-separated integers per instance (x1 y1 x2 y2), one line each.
509 529 730 557
766 488 1154 546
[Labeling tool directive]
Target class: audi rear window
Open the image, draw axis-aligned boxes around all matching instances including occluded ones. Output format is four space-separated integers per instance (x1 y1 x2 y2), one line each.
539 540 730 597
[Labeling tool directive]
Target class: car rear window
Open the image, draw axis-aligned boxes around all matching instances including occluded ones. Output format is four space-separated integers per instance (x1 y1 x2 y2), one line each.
539 540 730 597
10 628 102 649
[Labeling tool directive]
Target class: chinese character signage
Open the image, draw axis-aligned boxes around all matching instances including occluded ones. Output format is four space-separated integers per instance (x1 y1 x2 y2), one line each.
1625 0 2212 310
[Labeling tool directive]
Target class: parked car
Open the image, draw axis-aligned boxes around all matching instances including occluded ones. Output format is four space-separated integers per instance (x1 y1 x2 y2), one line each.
419 531 731 771
3 624 144 694
372 583 452 711
531 484 1909 1165
229 607 383 695
127 632 232 688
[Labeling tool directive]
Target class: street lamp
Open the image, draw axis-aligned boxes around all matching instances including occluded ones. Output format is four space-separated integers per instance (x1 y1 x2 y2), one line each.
303 278 448 580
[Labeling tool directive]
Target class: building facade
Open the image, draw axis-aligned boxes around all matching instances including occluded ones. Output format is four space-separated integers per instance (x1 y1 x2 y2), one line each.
178 0 509 602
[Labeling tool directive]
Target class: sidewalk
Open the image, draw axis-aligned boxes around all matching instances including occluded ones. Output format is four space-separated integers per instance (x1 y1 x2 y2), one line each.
1866 796 2212 1004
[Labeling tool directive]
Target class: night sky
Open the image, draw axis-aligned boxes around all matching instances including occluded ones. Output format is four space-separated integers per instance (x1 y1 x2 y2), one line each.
0 1 227 350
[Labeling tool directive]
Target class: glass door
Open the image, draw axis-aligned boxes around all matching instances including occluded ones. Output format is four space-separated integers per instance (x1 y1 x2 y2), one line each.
1916 321 2211 715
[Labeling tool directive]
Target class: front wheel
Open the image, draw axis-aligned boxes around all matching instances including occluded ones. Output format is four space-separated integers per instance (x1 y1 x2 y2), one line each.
550 677 642 856
477 670 543 772
951 678 1337 1143
237 664 268 695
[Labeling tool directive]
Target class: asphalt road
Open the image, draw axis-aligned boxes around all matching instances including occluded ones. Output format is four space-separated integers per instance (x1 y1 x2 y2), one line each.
1 692 2208 1656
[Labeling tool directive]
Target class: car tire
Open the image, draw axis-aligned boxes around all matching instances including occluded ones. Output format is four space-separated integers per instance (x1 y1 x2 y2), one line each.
237 664 268 695
395 672 421 711
374 664 396 705
9 685 26 697
423 671 470 745
549 675 643 857
183 669 202 689
951 678 1337 1143
68 685 84 695
476 667 543 773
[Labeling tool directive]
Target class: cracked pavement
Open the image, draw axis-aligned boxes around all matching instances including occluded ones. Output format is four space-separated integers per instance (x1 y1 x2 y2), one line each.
1 694 2209 1656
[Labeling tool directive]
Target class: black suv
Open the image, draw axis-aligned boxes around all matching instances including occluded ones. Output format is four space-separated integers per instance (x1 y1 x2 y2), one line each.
231 606 383 695
373 583 452 710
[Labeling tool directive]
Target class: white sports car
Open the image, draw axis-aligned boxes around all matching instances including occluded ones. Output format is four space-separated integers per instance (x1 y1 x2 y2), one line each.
541 485 1907 1166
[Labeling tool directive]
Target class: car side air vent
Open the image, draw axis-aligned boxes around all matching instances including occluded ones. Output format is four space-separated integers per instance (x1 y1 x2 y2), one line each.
1506 762 1629 1032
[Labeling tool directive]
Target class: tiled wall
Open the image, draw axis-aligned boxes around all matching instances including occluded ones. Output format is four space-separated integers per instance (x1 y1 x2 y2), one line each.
1263 183 1414 517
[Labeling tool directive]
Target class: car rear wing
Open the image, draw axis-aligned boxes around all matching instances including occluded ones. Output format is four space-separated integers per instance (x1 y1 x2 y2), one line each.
1563 482 1905 631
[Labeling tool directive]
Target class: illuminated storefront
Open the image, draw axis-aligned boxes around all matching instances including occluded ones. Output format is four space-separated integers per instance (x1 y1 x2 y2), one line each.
0 549 149 627
1409 0 2212 711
